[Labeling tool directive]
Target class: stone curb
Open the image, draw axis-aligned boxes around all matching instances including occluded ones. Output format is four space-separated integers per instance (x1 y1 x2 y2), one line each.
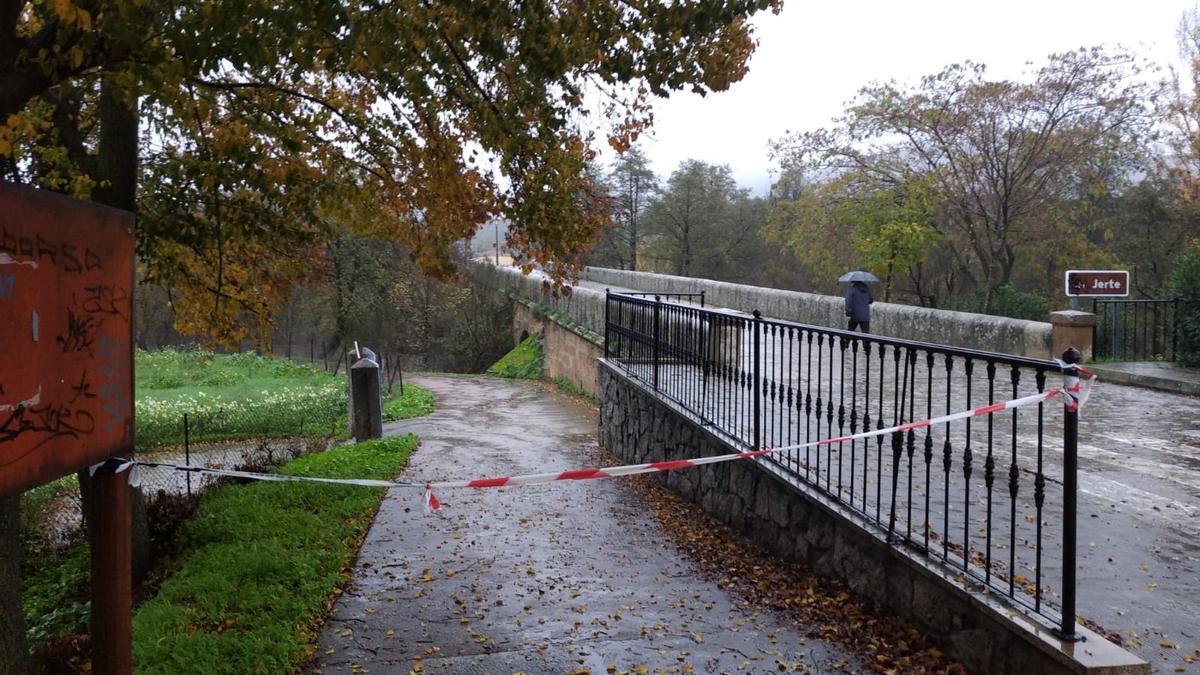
1089 366 1200 397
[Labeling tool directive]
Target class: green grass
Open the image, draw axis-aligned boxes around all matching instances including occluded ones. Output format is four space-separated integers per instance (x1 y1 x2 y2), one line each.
136 349 326 391
135 349 348 451
19 474 78 540
551 377 596 402
486 334 544 379
22 545 90 650
131 435 418 674
382 383 435 422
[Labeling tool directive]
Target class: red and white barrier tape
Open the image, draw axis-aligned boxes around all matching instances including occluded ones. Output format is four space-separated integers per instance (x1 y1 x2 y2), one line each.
101 366 1096 513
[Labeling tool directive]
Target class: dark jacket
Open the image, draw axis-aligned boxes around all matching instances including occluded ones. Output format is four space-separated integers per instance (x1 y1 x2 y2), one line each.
844 282 873 323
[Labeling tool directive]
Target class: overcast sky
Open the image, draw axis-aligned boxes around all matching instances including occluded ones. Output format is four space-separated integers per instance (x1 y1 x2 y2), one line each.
615 0 1197 195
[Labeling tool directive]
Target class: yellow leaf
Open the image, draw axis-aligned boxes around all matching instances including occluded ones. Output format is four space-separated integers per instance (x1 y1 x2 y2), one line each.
77 8 92 31
691 632 704 644
69 48 84 69
53 0 70 20
0 139 10 157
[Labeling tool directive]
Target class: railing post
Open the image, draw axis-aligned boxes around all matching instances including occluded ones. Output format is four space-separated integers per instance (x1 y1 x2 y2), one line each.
753 310 762 451
700 291 706 308
1090 299 1098 359
1173 298 1180 360
1059 346 1080 639
653 296 661 391
184 413 191 498
604 288 610 359
1111 301 1120 359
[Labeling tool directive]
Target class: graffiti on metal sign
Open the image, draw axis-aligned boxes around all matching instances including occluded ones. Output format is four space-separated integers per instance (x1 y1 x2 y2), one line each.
0 183 134 497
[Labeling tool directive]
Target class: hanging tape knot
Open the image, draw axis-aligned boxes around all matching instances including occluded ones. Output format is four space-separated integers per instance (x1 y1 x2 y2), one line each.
1055 352 1096 414
424 483 441 513
87 457 141 487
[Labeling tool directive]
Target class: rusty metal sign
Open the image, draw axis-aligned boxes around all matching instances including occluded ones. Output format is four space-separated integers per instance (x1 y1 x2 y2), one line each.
0 183 134 497
1064 270 1129 297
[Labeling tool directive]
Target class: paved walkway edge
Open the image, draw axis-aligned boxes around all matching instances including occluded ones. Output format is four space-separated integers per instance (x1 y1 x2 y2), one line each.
1090 365 1200 397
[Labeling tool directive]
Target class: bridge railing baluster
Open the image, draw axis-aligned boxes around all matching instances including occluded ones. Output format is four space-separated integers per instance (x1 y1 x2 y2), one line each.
602 292 1075 633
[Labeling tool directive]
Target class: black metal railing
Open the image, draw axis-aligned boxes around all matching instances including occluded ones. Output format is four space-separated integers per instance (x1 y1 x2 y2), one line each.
1092 298 1185 361
603 291 1080 636
619 291 705 307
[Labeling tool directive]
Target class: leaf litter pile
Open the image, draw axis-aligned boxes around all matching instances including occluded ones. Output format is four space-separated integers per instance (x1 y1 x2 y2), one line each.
613 460 965 674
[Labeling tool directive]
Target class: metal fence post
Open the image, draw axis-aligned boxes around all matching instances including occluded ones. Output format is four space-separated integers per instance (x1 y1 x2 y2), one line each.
753 310 762 451
653 296 661 391
700 291 706 308
1090 299 1098 358
604 288 611 358
1060 347 1080 639
184 412 191 498
1111 301 1120 359
1173 298 1180 360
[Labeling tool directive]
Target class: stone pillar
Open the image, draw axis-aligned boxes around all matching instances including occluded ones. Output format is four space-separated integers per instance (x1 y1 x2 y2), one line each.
705 318 744 366
1050 310 1096 361
350 356 383 441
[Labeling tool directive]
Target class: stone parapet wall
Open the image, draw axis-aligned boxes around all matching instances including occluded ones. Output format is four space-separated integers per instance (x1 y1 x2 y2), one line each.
511 300 602 397
468 262 606 337
584 267 1056 359
598 360 1146 675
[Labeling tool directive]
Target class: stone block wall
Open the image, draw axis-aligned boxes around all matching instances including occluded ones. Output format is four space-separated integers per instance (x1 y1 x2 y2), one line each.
510 299 602 397
598 360 1145 675
544 319 602 396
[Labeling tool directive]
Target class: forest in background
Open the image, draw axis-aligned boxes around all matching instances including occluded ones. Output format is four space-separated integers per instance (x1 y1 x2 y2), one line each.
88 10 1200 366
584 17 1200 325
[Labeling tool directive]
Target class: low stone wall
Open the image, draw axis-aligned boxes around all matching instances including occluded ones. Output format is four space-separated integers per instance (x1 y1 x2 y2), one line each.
544 318 602 396
512 301 602 396
584 267 1056 359
468 261 606 336
598 360 1145 675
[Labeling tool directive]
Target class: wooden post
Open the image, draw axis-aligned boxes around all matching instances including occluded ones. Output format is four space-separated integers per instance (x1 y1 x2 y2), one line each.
89 465 132 674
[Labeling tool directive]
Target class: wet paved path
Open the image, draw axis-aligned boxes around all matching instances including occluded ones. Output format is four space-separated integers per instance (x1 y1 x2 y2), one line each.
311 376 860 674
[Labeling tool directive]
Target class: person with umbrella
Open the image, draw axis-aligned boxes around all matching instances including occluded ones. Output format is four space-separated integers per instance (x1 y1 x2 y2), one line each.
839 270 879 333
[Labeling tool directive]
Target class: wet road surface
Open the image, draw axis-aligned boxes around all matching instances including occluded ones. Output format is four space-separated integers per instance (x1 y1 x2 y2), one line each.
617 343 1200 672
310 376 863 674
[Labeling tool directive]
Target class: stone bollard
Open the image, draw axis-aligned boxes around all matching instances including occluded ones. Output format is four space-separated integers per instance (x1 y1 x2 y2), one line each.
349 353 383 441
1049 310 1096 362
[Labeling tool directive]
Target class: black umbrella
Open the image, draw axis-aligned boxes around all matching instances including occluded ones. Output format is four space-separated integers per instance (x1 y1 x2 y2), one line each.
837 270 881 283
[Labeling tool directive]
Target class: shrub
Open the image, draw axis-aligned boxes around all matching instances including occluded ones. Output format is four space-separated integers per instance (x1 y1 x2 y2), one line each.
1170 243 1200 366
942 284 1050 321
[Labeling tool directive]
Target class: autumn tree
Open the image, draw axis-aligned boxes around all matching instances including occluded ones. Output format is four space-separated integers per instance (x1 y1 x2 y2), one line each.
1162 9 1200 205
771 48 1156 310
766 170 942 302
1 0 782 347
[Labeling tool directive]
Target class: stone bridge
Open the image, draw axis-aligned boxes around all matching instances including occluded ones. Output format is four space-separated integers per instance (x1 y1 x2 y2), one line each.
465 262 1200 674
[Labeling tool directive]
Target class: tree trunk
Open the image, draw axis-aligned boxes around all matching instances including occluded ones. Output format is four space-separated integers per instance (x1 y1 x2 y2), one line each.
884 252 895 303
0 495 30 674
630 182 639 271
